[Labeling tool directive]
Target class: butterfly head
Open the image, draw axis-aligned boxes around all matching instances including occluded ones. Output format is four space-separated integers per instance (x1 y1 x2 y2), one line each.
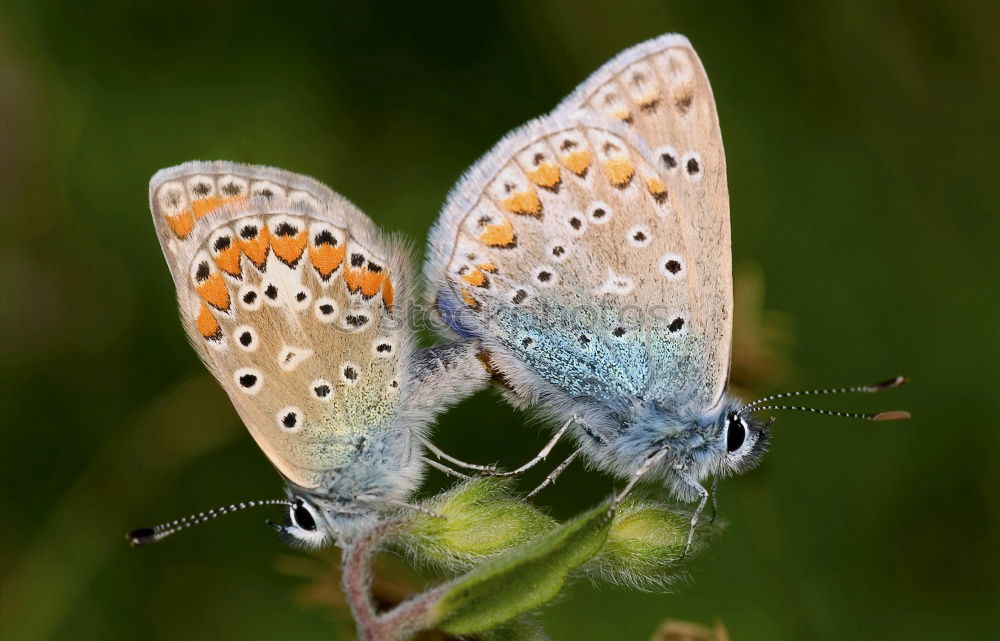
706 376 912 478
710 406 771 476
268 496 339 548
270 484 400 549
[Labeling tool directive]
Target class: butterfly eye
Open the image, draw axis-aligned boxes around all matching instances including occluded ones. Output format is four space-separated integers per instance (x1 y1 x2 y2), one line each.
291 501 317 531
726 416 746 453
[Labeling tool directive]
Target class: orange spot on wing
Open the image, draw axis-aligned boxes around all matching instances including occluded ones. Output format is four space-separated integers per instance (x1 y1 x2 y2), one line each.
196 302 222 340
271 230 307 266
461 269 486 287
561 150 592 177
239 227 270 269
501 188 542 217
309 243 345 280
360 269 385 298
638 92 660 111
603 156 635 188
461 290 479 309
645 176 668 203
196 271 231 311
477 262 497 273
214 245 242 278
479 220 516 248
344 266 363 292
526 162 560 189
192 196 221 219
609 106 632 122
165 211 194 238
381 276 395 310
220 195 249 209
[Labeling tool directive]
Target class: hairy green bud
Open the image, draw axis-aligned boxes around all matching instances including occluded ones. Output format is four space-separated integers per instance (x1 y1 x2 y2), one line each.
585 499 721 590
392 479 556 570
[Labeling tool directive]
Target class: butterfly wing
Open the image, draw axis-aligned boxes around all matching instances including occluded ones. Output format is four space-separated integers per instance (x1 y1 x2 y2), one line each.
427 118 677 412
426 35 731 415
557 33 732 410
149 162 411 490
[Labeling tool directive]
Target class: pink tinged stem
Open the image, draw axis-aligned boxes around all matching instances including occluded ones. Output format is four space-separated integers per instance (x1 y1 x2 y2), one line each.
341 518 451 641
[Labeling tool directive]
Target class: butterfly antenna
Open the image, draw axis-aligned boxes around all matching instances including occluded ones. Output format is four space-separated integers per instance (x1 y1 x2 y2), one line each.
739 376 908 415
743 405 910 422
126 499 293 547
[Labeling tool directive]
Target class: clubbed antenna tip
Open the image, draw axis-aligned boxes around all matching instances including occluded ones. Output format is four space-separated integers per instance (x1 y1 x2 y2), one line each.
873 410 911 421
875 376 909 390
126 528 158 547
125 499 293 547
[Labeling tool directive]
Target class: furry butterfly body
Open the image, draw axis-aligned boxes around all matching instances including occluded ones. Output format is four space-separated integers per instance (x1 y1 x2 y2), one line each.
145 161 487 547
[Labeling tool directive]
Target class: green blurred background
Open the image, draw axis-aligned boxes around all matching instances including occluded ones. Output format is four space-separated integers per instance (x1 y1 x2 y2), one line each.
2 1 998 639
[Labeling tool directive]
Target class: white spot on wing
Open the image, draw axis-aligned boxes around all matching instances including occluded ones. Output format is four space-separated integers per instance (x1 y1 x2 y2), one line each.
545 238 573 263
626 225 652 248
341 308 371 332
218 175 248 198
233 324 259 352
276 406 303 432
656 49 695 86
233 367 263 395
532 266 559 288
238 284 262 310
310 379 333 402
288 190 321 213
291 287 312 311
340 361 360 385
185 175 217 199
681 151 703 182
157 181 188 215
596 270 635 296
654 146 681 174
250 180 286 203
659 253 686 280
588 201 613 225
314 297 339 322
371 337 396 359
563 212 588 237
278 345 314 372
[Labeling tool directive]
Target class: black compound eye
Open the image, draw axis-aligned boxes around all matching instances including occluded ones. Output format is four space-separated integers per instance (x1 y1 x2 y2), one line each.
726 416 746 453
292 501 317 531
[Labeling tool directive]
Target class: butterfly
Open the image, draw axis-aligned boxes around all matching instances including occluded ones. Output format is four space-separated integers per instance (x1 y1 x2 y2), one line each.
424 33 909 549
129 162 491 548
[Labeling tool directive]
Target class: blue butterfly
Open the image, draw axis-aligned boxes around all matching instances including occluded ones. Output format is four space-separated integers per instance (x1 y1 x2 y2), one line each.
425 34 908 550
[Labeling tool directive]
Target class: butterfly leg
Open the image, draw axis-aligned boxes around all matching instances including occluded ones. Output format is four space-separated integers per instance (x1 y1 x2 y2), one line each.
710 476 719 523
607 446 671 517
489 415 575 477
526 449 582 498
422 457 470 480
675 470 709 555
419 436 500 474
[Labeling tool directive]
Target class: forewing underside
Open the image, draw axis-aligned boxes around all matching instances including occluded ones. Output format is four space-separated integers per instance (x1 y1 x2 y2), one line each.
428 119 713 410
150 162 409 489
558 33 733 409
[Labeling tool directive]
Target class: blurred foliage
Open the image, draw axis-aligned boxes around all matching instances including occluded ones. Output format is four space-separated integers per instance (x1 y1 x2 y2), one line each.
1 1 998 640
649 619 729 641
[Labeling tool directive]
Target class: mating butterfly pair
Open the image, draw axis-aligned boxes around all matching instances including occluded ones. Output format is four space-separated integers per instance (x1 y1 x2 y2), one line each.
129 34 907 551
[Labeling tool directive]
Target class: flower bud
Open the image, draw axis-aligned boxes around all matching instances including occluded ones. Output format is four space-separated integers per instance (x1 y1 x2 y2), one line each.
393 479 556 570
585 499 721 590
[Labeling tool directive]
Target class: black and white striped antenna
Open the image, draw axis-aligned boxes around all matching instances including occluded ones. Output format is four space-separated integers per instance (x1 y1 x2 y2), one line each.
738 376 910 421
126 499 293 546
